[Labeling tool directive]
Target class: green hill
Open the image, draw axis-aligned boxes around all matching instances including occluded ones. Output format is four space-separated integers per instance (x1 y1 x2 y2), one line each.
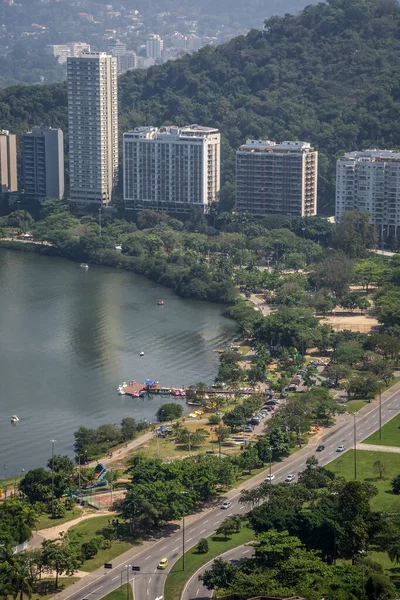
2 0 400 211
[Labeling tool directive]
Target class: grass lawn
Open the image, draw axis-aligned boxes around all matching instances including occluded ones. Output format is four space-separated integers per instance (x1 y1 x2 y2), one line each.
37 506 83 530
368 551 400 588
68 515 139 571
102 584 133 600
362 412 400 446
327 449 400 511
343 400 367 414
164 525 254 600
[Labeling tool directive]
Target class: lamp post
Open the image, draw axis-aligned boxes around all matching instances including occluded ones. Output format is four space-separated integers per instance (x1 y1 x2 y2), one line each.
99 207 102 237
378 381 382 441
353 415 357 480
268 446 273 483
50 439 56 515
181 490 188 571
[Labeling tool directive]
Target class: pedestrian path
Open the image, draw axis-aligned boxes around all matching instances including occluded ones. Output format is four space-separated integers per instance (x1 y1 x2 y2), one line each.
357 443 400 454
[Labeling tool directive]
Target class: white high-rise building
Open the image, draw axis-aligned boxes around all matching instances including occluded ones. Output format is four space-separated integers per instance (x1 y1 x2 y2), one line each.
186 34 203 53
0 130 17 194
67 52 119 208
146 34 163 59
46 42 91 64
236 139 318 218
123 125 220 213
336 149 400 238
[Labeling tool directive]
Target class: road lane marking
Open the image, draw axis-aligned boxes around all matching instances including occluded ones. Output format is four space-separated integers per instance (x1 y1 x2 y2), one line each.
172 546 179 552
90 586 103 594
147 588 149 595
112 576 118 581
199 529 206 534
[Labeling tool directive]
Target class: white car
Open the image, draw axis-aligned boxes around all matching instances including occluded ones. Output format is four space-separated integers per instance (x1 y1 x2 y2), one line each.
336 445 346 452
285 474 295 482
265 474 275 482
221 501 232 509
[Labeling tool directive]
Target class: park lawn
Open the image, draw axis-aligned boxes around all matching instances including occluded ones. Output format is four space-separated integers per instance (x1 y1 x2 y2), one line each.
343 400 367 414
102 584 133 600
164 524 254 600
68 515 139 572
368 551 400 588
327 449 400 511
37 506 83 530
362 413 400 446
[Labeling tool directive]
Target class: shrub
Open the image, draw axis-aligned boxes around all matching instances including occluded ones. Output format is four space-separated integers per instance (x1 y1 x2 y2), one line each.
197 538 209 553
81 538 101 560
391 474 400 495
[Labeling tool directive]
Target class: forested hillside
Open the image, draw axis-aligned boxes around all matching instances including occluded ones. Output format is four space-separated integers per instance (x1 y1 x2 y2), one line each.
2 0 400 211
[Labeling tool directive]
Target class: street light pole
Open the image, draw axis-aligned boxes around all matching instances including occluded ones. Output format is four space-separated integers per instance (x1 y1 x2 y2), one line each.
379 383 382 441
99 207 102 237
182 512 185 570
353 416 357 480
50 439 56 515
269 446 273 483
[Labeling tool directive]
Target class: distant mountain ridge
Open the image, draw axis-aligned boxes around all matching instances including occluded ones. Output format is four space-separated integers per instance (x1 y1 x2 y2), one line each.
1 0 400 211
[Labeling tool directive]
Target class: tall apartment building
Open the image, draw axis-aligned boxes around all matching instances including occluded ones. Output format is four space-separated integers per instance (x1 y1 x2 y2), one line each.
336 149 400 238
146 34 163 59
46 42 90 64
0 130 17 194
67 52 118 208
123 125 220 213
23 125 64 202
236 140 318 218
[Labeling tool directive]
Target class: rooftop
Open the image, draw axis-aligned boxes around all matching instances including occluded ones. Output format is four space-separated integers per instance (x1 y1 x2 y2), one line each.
239 139 313 152
340 149 400 161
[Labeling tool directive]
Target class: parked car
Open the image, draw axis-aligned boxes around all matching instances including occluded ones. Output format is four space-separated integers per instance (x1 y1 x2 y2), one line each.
336 445 346 452
265 474 275 482
242 424 254 432
221 500 232 509
285 473 295 482
316 444 325 452
266 400 278 406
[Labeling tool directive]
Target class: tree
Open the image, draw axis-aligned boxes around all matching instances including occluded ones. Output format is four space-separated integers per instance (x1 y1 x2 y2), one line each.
373 460 388 481
335 211 377 258
42 538 81 588
81 538 100 560
331 341 364 366
200 557 236 590
156 403 184 422
215 425 231 442
197 538 209 553
19 468 52 504
365 573 396 600
391 474 400 495
121 417 137 441
310 252 354 296
216 517 241 541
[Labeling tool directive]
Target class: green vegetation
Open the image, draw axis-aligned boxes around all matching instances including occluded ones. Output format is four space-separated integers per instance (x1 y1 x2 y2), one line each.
74 418 149 462
2 0 400 212
343 400 367 415
363 413 400 447
36 506 82 530
164 525 254 600
102 585 133 600
327 449 400 511
68 515 138 572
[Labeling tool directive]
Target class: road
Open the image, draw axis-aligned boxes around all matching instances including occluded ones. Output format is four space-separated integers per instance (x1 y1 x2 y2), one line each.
182 544 255 600
55 383 400 600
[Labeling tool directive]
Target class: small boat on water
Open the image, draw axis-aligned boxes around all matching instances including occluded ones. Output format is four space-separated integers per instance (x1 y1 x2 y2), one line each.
158 300 164 306
171 388 186 397
80 263 89 269
140 351 145 357
11 415 19 423
117 386 126 395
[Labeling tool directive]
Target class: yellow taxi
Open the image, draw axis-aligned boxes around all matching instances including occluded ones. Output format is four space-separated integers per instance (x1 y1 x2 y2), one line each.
157 558 168 570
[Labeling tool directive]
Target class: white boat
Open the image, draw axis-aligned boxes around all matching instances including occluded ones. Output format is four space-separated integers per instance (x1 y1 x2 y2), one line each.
140 351 145 357
117 386 126 396
80 263 89 269
11 415 19 423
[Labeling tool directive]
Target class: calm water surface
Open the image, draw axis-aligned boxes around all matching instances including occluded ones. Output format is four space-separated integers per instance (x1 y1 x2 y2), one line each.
0 250 236 477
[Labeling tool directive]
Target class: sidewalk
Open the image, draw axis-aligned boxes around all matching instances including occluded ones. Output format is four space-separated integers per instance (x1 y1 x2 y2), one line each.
357 443 400 453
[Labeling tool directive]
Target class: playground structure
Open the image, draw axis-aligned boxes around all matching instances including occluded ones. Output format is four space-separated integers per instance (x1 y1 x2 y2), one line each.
86 463 107 490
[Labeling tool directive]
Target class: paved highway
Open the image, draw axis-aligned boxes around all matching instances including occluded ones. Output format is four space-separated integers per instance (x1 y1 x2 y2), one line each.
182 544 255 600
57 384 400 600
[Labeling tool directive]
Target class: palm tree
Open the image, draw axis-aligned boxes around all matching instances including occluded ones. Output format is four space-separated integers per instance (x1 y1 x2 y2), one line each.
388 543 400 564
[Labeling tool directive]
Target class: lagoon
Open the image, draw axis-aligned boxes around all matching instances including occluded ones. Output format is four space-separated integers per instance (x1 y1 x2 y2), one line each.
0 250 236 477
